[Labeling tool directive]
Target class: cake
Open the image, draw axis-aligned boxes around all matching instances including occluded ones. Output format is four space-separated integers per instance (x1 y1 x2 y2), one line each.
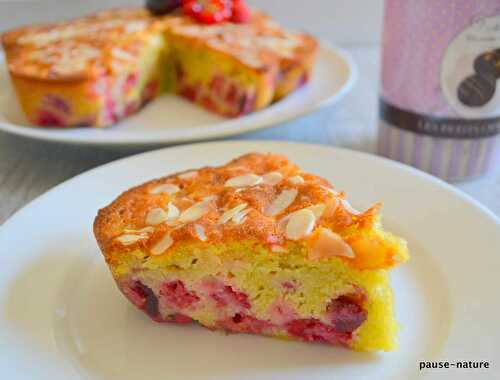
1 3 318 128
93 153 409 351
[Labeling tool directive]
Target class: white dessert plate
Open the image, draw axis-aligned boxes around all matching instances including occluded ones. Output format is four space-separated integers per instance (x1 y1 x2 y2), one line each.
0 42 355 147
1 141 499 380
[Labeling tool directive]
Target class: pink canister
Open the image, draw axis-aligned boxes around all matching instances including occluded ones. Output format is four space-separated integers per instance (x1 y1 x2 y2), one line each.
378 0 500 181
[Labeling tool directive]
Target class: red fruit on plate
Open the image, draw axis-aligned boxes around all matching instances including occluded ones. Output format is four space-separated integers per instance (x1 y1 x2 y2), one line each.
231 0 251 23
182 0 232 24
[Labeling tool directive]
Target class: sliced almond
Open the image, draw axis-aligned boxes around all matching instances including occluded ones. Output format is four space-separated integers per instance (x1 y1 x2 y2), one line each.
115 234 146 246
149 183 180 195
151 233 174 256
112 47 135 61
145 208 169 225
285 209 316 240
178 171 197 180
306 204 326 219
166 202 180 220
321 185 341 196
123 226 154 234
340 199 361 215
194 224 207 242
233 208 251 225
225 173 262 187
219 203 248 224
203 195 218 202
277 214 292 231
322 197 339 219
266 189 298 217
262 171 283 185
178 201 210 223
288 175 305 185
308 227 355 260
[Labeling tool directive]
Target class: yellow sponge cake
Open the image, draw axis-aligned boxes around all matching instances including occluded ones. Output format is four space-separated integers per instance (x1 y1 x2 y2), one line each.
94 153 409 351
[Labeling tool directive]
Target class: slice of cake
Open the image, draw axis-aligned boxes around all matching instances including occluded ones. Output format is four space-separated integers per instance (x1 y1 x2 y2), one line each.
1 8 169 127
94 153 409 351
1 4 318 127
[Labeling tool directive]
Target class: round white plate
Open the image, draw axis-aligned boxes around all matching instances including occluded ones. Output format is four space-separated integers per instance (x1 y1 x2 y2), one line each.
0 43 355 147
1 141 499 380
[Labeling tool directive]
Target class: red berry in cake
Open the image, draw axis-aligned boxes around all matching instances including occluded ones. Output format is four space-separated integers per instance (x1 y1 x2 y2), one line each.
182 0 232 24
230 0 251 23
146 0 182 15
160 280 200 309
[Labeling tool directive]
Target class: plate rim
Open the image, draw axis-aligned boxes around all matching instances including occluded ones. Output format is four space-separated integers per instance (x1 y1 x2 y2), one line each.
0 42 357 147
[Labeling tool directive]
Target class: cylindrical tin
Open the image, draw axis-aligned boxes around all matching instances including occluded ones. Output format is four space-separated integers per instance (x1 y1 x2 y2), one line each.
378 0 500 181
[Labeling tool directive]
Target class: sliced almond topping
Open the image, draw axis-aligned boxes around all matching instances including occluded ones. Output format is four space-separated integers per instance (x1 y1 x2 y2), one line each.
271 244 287 253
288 175 305 185
340 199 361 215
178 171 197 180
266 189 298 217
306 204 326 219
194 224 207 242
149 183 180 195
166 202 180 220
262 171 283 185
123 226 154 234
308 227 355 260
285 209 316 240
112 47 135 61
151 233 174 256
225 173 262 187
145 208 169 225
178 201 210 223
277 214 291 231
115 234 146 245
219 203 248 224
322 197 339 218
202 195 218 202
233 208 251 225
321 185 341 196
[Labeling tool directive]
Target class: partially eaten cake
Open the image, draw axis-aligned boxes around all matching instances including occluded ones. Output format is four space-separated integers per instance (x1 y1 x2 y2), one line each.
1 4 317 127
94 153 409 351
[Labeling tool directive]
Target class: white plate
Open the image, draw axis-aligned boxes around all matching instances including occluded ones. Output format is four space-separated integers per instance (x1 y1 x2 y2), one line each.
0 43 355 147
1 141 499 380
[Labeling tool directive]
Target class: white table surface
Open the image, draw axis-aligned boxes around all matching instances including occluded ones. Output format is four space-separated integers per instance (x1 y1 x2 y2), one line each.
0 46 499 224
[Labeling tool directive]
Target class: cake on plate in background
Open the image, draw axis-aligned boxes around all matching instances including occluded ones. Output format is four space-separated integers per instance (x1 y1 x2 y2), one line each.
1 1 318 128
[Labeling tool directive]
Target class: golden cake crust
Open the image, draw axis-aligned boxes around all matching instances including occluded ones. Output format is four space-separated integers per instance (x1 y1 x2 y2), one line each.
94 153 407 270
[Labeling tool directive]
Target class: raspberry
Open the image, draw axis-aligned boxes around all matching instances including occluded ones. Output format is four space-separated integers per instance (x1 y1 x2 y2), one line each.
327 295 367 332
286 319 351 345
37 110 65 127
218 313 273 334
231 0 251 23
211 285 250 309
182 0 232 24
161 280 200 309
125 281 160 319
